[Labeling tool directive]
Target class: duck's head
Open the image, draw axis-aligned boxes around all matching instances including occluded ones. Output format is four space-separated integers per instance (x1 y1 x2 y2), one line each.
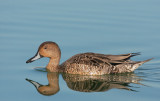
26 41 61 63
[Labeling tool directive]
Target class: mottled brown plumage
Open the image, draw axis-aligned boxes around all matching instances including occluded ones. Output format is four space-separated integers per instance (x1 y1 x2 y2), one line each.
61 52 152 75
26 41 153 75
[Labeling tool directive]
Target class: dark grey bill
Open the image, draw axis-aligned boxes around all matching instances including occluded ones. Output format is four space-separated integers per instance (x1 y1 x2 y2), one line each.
26 52 43 63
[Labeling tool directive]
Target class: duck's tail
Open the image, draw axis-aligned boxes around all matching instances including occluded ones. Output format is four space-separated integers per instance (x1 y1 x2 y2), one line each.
131 58 153 72
138 58 154 65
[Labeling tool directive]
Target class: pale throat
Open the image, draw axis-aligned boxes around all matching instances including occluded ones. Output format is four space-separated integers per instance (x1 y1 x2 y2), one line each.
46 57 60 72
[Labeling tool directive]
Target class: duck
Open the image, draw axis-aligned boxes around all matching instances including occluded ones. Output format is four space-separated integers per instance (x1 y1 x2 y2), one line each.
26 41 153 75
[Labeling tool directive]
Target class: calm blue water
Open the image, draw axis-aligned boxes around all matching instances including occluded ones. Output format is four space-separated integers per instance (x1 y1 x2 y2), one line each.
0 0 160 101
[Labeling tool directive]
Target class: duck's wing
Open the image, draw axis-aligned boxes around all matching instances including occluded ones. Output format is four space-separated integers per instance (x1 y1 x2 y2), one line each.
81 52 140 64
104 52 140 61
67 52 140 66
102 52 141 64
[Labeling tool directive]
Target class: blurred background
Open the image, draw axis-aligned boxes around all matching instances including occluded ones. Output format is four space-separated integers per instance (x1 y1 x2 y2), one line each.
0 0 160 101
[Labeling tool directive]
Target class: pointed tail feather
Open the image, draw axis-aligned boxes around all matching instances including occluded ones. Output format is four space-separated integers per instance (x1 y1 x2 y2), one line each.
130 58 153 72
136 58 154 66
139 58 154 64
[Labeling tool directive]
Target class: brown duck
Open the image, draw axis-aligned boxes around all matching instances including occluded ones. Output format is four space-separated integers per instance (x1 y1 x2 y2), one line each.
26 41 153 75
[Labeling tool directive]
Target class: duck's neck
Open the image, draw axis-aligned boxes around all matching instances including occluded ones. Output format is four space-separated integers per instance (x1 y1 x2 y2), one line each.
46 57 60 72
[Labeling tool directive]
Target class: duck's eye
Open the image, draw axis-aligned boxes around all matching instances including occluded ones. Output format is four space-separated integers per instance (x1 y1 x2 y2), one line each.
44 47 47 49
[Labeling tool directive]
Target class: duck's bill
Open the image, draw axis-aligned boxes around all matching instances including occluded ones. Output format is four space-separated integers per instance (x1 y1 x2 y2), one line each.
26 52 43 63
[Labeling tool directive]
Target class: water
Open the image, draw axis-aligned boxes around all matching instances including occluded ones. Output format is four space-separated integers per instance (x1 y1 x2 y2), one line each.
0 0 160 101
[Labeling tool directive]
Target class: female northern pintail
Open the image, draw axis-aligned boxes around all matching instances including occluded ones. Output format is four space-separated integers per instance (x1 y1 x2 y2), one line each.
26 41 153 75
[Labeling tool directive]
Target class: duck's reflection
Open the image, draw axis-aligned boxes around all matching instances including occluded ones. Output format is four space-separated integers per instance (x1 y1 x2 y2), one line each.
63 73 142 92
26 73 59 96
26 72 142 96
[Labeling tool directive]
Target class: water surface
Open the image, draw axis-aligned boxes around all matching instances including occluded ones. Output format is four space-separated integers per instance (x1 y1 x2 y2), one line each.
0 0 160 101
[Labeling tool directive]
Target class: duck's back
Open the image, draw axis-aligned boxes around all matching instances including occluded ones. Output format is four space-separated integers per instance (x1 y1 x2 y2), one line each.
60 52 151 75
